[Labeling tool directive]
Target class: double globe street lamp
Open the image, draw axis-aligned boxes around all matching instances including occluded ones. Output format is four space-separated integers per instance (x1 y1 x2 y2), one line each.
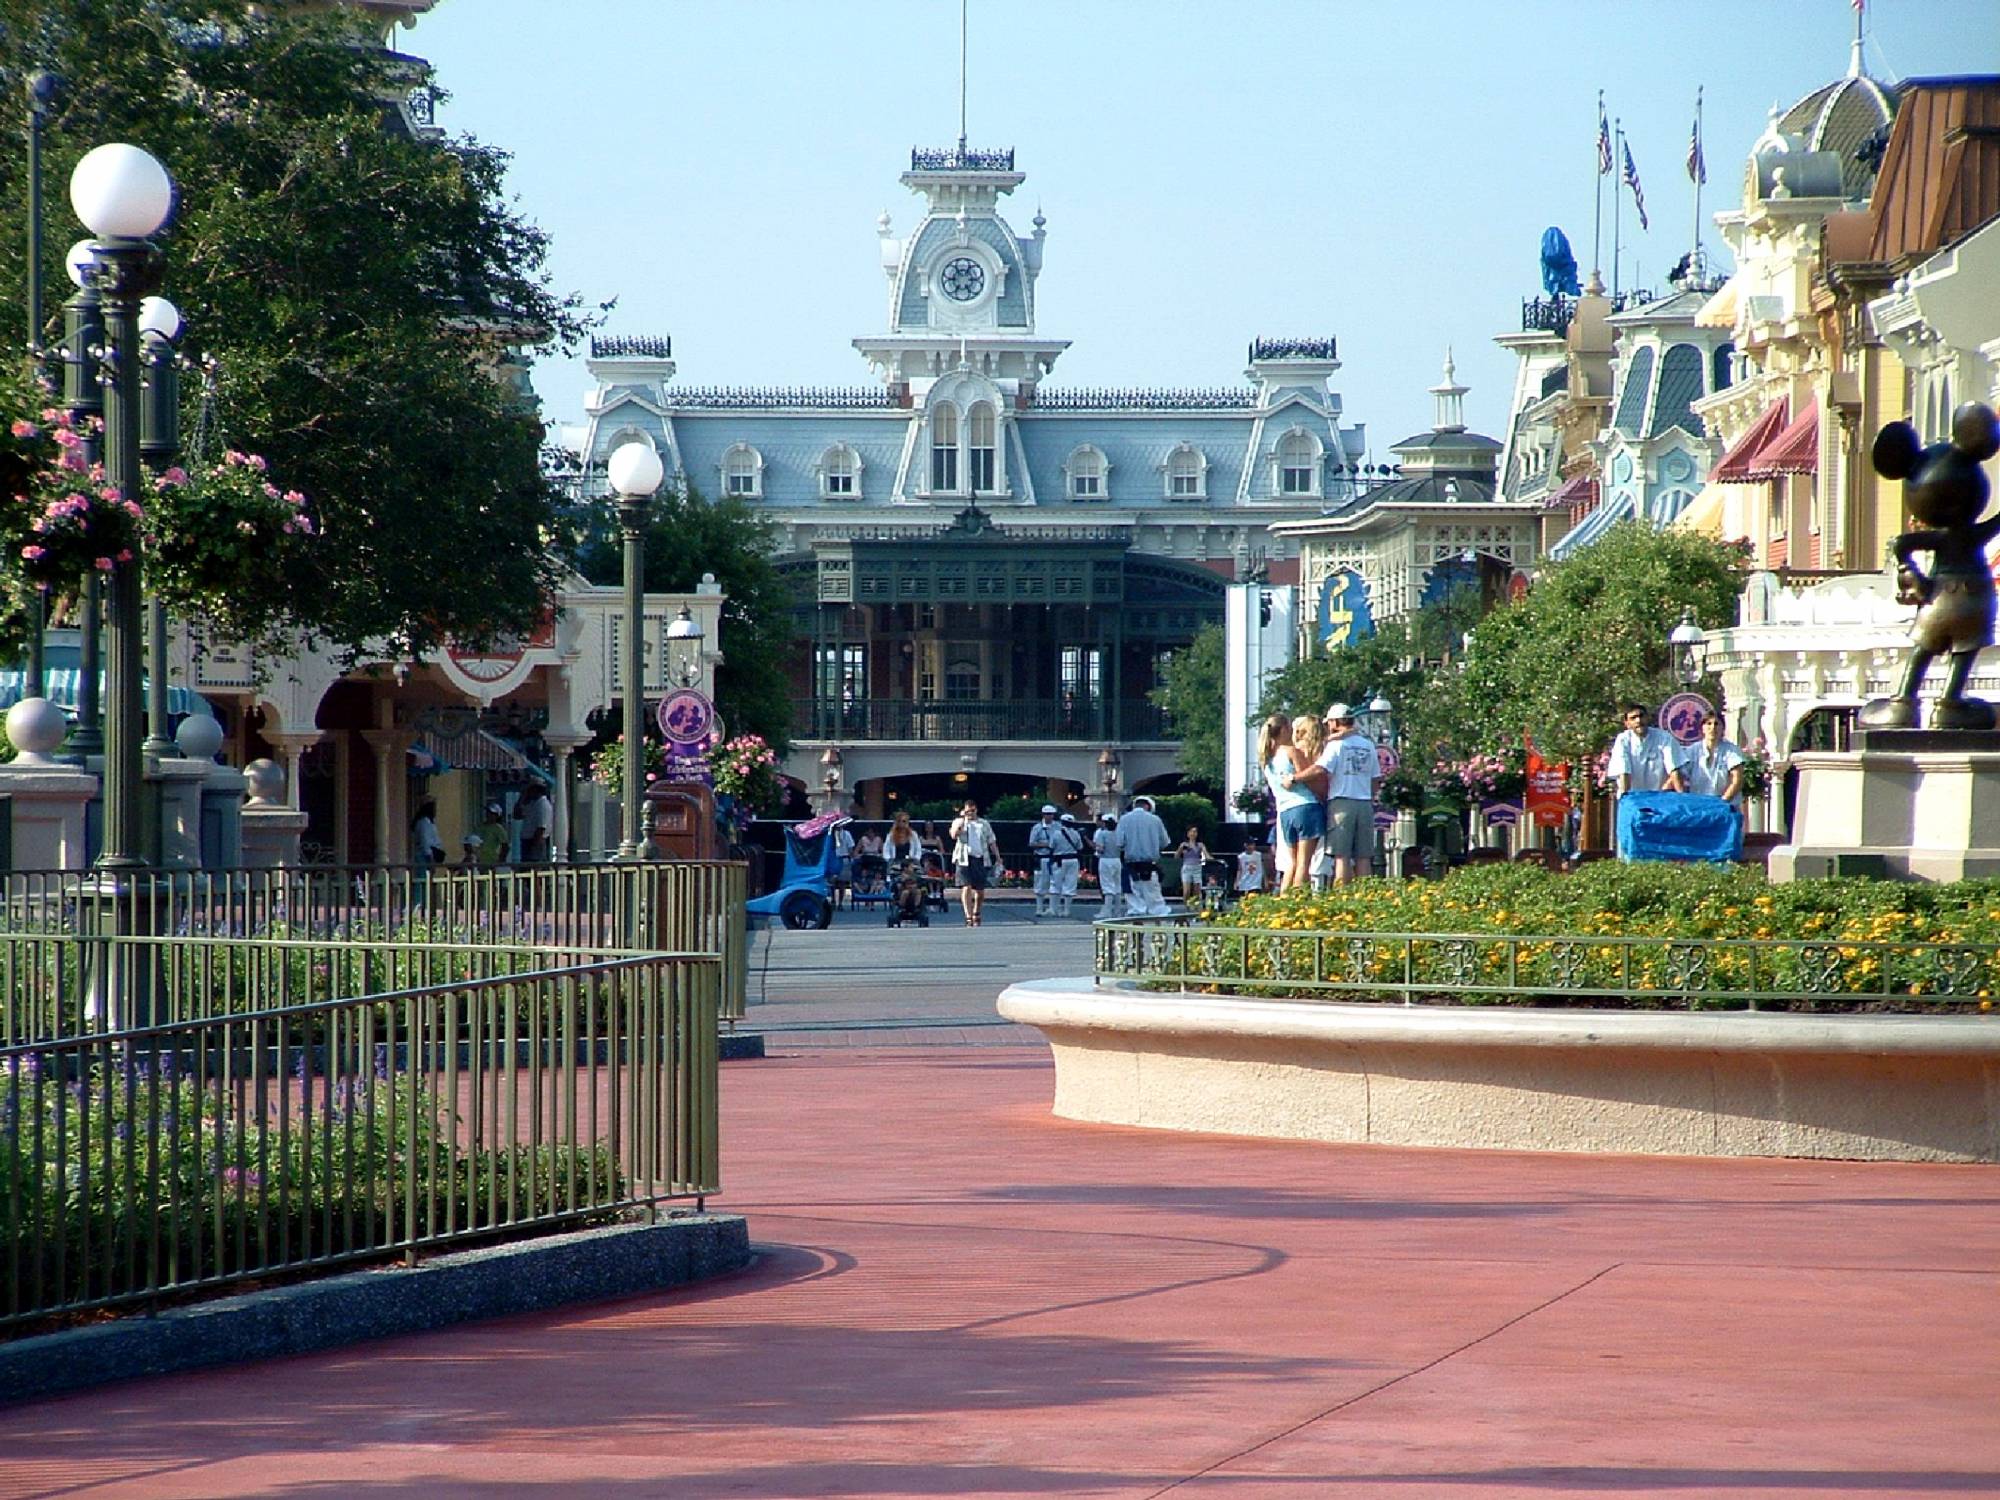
69 141 176 871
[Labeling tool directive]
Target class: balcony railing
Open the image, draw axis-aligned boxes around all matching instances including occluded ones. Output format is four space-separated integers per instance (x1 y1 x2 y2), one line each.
802 697 1171 743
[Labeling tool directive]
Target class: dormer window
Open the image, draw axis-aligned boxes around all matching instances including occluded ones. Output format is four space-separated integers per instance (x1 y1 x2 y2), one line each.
1276 429 1321 496
1164 443 1207 500
930 402 960 492
818 443 861 499
1066 445 1108 501
722 443 762 498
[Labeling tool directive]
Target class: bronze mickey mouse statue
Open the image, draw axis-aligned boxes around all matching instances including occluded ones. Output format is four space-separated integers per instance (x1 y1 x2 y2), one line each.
1861 401 2000 731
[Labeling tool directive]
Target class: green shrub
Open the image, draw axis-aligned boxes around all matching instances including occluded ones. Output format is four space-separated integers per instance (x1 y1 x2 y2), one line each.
1151 793 1220 849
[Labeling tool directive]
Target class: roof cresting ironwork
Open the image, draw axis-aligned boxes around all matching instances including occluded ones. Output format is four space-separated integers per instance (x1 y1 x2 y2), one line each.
1249 337 1338 362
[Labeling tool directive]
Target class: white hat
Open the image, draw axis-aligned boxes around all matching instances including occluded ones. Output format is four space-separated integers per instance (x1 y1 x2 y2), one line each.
1324 702 1354 722
1040 804 1058 815
462 834 482 849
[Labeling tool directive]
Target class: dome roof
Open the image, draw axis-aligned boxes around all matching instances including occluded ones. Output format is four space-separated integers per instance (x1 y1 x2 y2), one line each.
1777 72 1897 199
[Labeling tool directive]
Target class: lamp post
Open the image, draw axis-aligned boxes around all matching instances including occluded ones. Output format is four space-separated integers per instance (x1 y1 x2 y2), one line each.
70 143 175 870
607 441 663 860
139 294 183 761
665 604 704 690
60 239 105 760
1669 607 1706 688
23 70 61 699
1360 691 1395 874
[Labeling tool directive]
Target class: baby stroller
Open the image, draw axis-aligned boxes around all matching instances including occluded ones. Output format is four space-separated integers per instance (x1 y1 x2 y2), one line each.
885 859 931 927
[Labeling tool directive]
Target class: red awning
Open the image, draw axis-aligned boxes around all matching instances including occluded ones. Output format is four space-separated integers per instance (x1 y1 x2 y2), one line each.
1744 398 1819 477
1710 398 1790 484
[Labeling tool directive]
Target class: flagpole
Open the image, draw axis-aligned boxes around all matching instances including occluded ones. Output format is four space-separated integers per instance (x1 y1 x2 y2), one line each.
1612 119 1623 298
1593 90 1605 279
1691 86 1704 278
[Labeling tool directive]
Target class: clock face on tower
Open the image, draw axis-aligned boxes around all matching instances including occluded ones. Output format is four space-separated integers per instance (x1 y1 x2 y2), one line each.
939 256 986 303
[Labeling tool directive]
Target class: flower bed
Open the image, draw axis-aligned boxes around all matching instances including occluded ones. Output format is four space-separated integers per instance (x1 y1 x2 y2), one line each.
1127 863 2000 1012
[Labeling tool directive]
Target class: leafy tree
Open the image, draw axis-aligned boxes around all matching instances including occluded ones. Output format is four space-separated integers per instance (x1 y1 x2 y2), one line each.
1413 523 1745 765
1150 623 1225 790
574 480 796 754
1256 621 1424 731
0 3 587 654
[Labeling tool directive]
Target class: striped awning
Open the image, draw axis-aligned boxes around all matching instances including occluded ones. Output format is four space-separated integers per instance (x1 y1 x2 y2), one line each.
1709 398 1790 484
1548 488 1634 559
1695 275 1740 329
412 728 554 786
1743 398 1818 478
0 668 212 718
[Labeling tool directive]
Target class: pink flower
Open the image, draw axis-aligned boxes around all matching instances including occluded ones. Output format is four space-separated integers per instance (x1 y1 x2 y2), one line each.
283 490 305 505
245 453 268 472
20 544 45 560
58 450 86 472
38 407 61 422
115 548 132 562
99 485 120 502
11 419 37 439
93 556 114 571
123 500 143 519
262 483 280 500
296 516 315 534
52 428 81 449
157 466 188 488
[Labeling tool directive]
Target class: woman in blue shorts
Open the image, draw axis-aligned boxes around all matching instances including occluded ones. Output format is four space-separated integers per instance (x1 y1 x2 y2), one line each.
1261 714 1326 893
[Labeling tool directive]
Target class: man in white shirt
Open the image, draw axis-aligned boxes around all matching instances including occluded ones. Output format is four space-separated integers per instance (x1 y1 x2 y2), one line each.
1115 796 1172 918
1607 703 1685 795
1678 712 1745 808
1317 703 1383 883
517 787 554 863
1028 805 1063 916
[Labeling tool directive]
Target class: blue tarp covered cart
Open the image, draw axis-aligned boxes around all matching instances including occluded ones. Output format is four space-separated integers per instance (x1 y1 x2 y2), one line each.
1615 790 1742 863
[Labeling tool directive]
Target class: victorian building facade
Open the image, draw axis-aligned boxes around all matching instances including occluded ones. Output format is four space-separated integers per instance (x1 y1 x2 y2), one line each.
567 145 1372 810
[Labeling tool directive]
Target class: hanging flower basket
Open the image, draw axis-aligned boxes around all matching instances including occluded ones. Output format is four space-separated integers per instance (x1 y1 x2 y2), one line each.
147 449 313 640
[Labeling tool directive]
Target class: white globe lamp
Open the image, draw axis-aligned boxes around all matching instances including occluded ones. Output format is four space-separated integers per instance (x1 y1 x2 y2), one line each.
139 295 182 343
607 442 664 498
69 143 174 239
63 238 96 289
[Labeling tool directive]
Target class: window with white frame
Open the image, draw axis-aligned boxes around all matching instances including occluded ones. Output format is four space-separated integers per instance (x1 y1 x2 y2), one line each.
1165 444 1205 499
931 403 960 492
1067 445 1107 500
722 444 762 498
819 443 859 498
968 403 997 492
1277 430 1319 496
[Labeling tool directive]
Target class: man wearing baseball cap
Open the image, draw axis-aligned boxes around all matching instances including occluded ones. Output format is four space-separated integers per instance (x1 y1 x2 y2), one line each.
1318 702 1382 884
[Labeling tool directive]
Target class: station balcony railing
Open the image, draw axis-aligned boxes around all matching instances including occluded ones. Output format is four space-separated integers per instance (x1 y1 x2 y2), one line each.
0 929 718 1330
800 697 1171 743
0 860 748 1022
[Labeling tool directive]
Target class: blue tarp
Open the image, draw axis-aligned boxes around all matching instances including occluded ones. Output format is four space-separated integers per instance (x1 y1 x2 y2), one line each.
1616 791 1742 864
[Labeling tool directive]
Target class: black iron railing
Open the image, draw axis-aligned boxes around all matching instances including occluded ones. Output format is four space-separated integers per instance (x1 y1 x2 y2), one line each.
803 697 1170 743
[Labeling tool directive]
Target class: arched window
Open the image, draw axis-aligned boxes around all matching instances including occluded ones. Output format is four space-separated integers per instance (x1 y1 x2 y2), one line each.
967 403 996 492
819 443 859 498
1613 346 1655 433
1165 444 1205 499
930 403 959 492
722 444 762 498
1277 430 1319 496
1712 342 1735 394
1067 445 1107 500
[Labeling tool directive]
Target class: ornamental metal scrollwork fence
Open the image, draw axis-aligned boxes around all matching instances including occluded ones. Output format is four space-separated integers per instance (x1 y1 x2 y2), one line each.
1092 918 2000 1011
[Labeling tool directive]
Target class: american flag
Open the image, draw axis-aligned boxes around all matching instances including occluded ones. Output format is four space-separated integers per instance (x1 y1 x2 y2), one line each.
1623 140 1649 230
1687 101 1706 185
1597 101 1613 175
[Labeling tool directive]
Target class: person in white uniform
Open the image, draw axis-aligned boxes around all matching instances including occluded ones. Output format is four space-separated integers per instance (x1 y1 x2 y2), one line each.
1677 712 1745 809
1115 796 1172 918
1093 813 1125 920
1607 703 1685 794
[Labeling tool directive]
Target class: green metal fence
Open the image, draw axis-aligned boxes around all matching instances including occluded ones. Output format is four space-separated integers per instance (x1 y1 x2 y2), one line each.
2 932 719 1330
1093 918 2000 1009
0 860 749 1022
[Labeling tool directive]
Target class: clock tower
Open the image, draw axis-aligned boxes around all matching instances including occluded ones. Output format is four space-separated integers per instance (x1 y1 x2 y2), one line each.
854 145 1070 404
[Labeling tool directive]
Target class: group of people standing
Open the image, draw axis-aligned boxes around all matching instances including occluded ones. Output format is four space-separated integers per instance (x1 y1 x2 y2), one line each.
409 786 554 867
1607 704 1746 806
1260 701 1384 892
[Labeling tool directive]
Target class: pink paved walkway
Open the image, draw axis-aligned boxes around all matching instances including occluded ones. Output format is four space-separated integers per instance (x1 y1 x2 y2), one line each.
5 1046 2000 1498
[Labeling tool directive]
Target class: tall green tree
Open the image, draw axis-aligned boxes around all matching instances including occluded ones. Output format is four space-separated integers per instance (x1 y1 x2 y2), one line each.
1151 622 1226 790
0 2 587 653
574 480 796 755
1413 522 1746 765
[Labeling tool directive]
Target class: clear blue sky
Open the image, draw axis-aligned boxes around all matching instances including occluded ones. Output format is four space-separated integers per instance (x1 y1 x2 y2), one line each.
410 0 1990 450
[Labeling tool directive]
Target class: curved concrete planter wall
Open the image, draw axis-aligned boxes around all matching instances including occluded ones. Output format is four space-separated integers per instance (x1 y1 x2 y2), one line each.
997 979 2000 1162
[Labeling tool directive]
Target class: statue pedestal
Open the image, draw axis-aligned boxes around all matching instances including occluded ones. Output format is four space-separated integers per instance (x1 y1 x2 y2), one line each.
240 804 308 868
1772 731 2000 881
0 763 99 870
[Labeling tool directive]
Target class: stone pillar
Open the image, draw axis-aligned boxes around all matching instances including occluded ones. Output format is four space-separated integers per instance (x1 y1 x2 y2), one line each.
360 727 413 867
543 731 588 865
147 759 213 870
240 758 307 868
0 698 97 869
262 731 321 811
